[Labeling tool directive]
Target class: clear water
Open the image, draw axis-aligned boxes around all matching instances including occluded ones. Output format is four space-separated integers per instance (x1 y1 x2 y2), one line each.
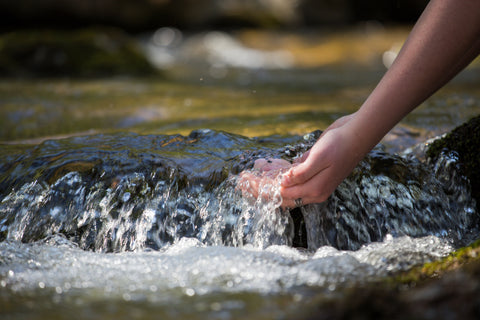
0 235 454 320
0 129 477 319
1 27 479 319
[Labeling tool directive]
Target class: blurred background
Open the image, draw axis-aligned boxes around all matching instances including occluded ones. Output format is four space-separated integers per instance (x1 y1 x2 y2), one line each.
0 0 429 76
0 0 478 148
0 0 428 31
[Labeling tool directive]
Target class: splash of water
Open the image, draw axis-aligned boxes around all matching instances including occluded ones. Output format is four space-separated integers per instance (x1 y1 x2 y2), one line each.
0 170 291 252
0 130 477 254
200 169 291 248
0 131 304 252
0 233 453 300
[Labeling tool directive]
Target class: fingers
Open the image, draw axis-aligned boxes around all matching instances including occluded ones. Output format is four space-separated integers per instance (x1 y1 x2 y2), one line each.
238 152 335 209
280 168 334 207
239 162 333 209
237 171 260 197
282 125 346 189
281 149 331 188
280 195 320 209
238 159 290 201
254 158 291 173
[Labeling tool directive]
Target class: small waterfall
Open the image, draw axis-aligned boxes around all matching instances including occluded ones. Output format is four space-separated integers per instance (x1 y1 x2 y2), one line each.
0 130 306 252
0 130 477 252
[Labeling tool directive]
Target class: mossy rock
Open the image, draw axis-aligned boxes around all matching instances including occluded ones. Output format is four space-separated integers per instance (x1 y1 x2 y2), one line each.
395 239 480 284
0 28 157 77
297 240 480 319
427 114 480 211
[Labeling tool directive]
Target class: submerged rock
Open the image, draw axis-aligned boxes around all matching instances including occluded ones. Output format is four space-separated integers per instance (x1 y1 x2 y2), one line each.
0 28 157 77
0 129 477 252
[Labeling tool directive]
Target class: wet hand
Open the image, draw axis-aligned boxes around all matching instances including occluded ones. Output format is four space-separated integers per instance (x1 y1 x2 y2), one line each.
237 158 292 205
280 113 366 206
238 112 365 208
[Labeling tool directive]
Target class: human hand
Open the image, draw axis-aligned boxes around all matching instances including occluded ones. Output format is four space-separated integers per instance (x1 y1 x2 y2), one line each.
280 113 366 207
237 158 292 205
238 113 366 208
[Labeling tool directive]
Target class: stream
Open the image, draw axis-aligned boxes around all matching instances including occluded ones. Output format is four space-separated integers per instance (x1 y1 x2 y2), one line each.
1 27 479 319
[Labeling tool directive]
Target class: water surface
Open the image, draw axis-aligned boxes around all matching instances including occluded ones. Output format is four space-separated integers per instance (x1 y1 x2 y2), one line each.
1 27 479 319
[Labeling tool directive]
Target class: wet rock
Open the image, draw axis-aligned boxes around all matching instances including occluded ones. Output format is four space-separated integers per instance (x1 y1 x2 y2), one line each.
0 130 476 252
300 240 480 320
0 130 300 251
427 114 480 212
0 28 157 77
300 148 476 251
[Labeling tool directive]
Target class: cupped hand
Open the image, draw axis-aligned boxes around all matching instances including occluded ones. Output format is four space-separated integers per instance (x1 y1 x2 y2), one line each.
237 158 292 205
237 112 367 208
280 113 366 207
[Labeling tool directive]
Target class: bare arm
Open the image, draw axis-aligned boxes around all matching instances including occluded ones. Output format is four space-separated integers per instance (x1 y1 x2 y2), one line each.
352 0 480 151
280 0 480 207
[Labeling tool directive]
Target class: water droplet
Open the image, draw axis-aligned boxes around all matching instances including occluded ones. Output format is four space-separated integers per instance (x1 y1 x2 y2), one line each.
121 192 131 202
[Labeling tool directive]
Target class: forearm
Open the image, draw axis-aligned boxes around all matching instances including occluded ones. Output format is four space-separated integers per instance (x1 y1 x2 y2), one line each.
351 0 480 153
277 0 480 205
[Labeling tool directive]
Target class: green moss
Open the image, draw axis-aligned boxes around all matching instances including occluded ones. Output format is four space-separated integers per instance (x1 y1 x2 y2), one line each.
297 240 480 319
0 28 157 77
395 239 480 285
427 114 480 210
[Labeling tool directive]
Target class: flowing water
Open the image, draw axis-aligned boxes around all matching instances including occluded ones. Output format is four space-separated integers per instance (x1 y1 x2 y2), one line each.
1 27 480 319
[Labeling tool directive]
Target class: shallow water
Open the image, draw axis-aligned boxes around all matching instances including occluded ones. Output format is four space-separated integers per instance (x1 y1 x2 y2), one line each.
0 129 478 319
0 235 454 320
1 28 479 144
1 27 479 319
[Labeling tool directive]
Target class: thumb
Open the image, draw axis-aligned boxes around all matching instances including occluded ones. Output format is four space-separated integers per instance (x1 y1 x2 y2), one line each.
281 141 333 187
281 160 318 187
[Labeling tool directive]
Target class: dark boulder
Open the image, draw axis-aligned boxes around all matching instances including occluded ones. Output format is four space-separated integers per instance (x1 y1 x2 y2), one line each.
0 28 157 77
427 115 480 211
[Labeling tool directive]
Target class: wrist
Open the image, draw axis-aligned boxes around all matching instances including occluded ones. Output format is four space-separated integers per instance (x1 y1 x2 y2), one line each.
345 110 387 157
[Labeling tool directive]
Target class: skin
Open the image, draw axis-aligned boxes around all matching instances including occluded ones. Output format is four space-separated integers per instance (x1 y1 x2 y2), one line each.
240 0 480 209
